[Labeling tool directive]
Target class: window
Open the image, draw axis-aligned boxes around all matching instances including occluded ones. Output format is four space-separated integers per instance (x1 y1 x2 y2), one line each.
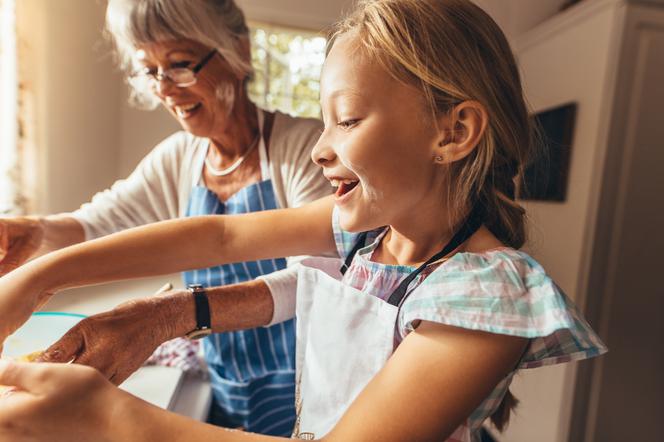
248 23 326 119
0 0 19 214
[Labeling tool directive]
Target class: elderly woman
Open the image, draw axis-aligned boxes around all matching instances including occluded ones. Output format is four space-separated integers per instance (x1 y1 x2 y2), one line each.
0 0 328 436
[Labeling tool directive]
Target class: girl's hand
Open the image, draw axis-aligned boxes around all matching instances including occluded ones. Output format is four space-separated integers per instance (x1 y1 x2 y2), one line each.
39 293 190 385
0 361 121 442
0 267 53 354
0 217 43 276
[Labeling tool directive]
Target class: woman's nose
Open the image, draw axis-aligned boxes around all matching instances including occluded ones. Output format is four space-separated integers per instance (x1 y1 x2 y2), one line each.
311 135 337 167
153 76 177 97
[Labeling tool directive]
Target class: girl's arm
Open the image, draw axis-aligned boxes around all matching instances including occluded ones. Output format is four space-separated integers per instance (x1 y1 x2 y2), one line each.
325 321 528 441
0 195 335 347
40 195 335 292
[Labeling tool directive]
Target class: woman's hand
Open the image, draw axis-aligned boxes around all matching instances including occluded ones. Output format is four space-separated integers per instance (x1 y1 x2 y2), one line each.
39 292 191 385
0 360 122 442
0 217 44 276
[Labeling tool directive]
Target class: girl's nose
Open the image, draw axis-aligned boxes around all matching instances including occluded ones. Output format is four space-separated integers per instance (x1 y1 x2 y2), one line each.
311 135 336 167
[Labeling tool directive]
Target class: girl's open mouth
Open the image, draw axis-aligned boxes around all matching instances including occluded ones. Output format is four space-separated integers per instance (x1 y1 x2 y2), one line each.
331 179 360 199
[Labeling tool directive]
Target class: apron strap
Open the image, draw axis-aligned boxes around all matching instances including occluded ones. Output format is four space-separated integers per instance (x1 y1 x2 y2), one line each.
262 111 275 160
340 231 369 275
257 109 275 180
386 207 484 307
339 208 484 304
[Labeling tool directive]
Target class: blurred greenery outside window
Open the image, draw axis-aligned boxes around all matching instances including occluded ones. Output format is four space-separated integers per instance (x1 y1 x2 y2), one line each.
248 22 326 119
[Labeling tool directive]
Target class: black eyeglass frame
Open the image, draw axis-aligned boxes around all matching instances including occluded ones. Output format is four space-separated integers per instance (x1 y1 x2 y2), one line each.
130 49 218 88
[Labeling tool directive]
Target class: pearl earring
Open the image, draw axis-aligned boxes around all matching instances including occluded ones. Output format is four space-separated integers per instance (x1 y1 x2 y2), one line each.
435 156 444 162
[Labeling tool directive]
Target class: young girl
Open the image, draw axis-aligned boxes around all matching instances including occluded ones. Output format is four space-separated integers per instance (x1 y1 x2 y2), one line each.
0 0 606 440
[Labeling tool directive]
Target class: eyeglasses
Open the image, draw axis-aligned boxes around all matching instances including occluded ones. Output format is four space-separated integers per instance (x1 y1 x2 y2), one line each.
129 49 217 89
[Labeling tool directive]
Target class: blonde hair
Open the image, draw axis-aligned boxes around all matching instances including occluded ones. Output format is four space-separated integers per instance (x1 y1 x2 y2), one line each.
330 0 537 431
105 0 253 108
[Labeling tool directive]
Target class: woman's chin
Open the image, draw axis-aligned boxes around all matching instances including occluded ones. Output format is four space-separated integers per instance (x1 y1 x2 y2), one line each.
177 119 209 137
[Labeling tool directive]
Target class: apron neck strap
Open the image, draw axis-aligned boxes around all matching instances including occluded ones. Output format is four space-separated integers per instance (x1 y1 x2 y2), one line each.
261 110 275 158
386 207 484 306
338 207 484 304
340 231 369 276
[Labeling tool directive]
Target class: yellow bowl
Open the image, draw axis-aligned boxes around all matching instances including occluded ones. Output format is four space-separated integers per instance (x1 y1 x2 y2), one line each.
14 350 43 362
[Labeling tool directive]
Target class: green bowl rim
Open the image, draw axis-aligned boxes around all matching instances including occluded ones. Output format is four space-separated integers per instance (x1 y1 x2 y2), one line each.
32 311 87 319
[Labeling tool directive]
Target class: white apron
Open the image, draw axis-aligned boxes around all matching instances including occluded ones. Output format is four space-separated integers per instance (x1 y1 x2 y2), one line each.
292 256 400 439
292 210 483 440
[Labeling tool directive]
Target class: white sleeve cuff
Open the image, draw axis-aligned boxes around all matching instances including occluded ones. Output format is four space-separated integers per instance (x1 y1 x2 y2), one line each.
257 266 298 326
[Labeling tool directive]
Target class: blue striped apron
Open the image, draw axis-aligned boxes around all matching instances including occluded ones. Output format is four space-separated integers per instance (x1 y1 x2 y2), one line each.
182 110 296 436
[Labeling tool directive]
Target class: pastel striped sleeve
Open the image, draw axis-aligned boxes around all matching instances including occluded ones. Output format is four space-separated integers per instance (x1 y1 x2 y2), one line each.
397 249 607 368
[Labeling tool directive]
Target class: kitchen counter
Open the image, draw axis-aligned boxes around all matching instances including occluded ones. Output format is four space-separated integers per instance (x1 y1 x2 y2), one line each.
40 274 212 421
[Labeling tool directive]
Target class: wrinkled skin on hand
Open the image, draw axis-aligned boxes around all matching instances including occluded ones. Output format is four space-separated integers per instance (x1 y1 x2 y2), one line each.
39 296 178 385
0 361 119 442
0 217 43 276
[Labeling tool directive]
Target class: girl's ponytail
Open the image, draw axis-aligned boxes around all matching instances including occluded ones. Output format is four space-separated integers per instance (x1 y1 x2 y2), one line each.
491 390 519 431
480 160 527 249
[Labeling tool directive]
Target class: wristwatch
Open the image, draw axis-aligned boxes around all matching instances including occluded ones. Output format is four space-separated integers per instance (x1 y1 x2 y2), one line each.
184 284 212 340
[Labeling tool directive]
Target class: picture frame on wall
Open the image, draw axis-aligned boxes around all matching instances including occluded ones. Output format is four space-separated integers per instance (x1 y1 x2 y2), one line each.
519 102 577 202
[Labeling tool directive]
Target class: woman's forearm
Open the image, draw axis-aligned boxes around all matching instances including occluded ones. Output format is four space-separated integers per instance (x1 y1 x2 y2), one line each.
158 279 276 341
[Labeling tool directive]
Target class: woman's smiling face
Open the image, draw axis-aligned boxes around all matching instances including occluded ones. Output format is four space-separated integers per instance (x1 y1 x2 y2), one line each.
313 35 445 233
134 39 241 138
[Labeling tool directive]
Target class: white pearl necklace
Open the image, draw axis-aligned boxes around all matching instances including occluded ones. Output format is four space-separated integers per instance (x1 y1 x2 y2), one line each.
204 134 260 177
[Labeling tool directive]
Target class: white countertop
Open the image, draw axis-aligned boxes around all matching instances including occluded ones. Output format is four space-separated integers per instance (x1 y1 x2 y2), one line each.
40 275 212 421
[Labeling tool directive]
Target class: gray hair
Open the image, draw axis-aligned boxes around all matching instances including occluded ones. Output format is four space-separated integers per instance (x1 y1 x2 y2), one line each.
105 0 253 108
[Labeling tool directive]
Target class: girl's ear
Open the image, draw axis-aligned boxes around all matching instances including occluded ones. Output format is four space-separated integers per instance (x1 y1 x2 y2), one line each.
433 101 488 164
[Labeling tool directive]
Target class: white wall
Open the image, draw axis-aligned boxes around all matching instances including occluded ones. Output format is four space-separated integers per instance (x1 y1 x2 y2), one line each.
18 0 123 214
116 105 178 177
237 0 354 30
237 0 567 38
239 0 568 38
475 0 567 38
509 0 569 36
